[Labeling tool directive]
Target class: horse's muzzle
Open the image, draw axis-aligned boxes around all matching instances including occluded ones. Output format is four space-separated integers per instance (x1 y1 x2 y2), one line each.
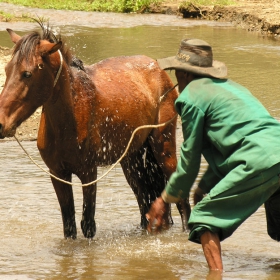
0 123 4 139
0 123 16 138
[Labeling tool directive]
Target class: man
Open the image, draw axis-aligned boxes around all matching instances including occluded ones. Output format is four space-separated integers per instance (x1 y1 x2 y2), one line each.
146 38 280 271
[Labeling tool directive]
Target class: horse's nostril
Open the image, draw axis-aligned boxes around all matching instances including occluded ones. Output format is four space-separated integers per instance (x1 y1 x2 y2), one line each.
0 123 4 139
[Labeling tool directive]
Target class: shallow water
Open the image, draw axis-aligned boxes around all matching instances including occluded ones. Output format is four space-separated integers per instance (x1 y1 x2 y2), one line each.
0 3 280 280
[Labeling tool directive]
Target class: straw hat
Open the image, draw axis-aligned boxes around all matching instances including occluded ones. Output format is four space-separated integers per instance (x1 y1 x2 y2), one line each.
157 38 227 79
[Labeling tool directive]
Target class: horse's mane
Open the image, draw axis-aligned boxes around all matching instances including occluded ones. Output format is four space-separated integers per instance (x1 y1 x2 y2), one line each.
12 19 85 71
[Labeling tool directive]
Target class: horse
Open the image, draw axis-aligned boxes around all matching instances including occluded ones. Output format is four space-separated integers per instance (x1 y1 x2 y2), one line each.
0 20 190 239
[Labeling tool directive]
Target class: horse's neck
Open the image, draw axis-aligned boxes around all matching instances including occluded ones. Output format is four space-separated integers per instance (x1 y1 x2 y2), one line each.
43 68 76 129
43 66 94 133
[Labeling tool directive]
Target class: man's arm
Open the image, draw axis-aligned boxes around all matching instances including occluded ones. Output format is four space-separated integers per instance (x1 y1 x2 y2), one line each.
194 166 222 204
163 100 205 201
146 100 205 231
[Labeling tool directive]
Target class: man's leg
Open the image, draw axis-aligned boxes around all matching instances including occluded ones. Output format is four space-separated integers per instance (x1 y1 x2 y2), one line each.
200 230 223 271
265 185 280 241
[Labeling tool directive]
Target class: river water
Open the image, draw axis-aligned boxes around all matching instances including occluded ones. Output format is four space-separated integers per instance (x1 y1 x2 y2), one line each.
0 3 280 280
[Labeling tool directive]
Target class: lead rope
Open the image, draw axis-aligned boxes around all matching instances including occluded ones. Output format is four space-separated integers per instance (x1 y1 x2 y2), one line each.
13 49 178 187
14 113 177 187
53 50 63 87
159 83 178 102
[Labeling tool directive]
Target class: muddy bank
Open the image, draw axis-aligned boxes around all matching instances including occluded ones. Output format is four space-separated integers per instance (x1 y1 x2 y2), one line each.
153 0 280 37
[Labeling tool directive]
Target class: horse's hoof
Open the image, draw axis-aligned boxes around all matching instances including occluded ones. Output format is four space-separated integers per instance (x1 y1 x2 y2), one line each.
140 216 149 229
64 229 77 239
63 223 77 239
64 234 77 240
81 220 96 238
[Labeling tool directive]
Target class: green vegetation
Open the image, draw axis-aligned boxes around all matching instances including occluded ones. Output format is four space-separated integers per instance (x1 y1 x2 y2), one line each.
0 0 236 21
0 10 32 22
0 11 13 22
1 0 235 14
1 0 163 13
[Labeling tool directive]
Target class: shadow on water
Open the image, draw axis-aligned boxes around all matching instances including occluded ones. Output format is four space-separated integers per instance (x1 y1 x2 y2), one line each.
0 5 280 279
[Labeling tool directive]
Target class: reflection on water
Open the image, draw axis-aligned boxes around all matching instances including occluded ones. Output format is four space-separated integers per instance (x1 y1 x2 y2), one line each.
0 8 280 280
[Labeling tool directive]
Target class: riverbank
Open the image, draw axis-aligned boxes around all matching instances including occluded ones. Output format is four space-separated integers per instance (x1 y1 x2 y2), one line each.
157 0 280 37
1 1 280 36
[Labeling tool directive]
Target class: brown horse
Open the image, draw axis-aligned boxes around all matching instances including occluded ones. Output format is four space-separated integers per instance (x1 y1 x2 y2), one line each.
0 21 190 238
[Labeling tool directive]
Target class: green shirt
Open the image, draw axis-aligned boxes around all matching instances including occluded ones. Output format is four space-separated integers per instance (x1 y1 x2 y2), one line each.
165 77 280 200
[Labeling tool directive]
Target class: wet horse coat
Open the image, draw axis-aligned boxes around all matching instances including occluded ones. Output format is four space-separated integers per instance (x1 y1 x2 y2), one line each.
0 22 190 238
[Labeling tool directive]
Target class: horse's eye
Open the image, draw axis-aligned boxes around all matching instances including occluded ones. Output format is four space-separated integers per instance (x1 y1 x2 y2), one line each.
23 71 32 78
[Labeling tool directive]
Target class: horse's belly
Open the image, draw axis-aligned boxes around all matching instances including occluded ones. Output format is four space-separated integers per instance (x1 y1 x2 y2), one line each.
92 127 151 166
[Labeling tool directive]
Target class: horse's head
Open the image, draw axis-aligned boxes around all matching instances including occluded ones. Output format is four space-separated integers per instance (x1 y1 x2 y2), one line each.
0 27 63 138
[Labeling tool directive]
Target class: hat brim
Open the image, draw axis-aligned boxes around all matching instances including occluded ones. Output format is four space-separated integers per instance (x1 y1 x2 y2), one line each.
157 56 227 79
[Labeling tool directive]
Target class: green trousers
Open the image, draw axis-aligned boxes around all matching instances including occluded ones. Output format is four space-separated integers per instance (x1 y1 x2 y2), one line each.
188 163 280 244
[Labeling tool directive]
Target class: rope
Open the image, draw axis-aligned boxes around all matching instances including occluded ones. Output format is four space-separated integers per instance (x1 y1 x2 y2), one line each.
159 83 178 102
14 114 178 187
53 50 63 87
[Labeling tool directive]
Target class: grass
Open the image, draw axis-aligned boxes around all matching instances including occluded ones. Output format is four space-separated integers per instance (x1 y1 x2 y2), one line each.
1 0 164 13
0 10 33 22
0 0 236 21
1 0 236 13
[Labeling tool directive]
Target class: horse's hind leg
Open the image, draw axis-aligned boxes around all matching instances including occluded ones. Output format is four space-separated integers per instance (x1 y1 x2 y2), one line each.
121 139 172 229
150 121 191 232
51 172 77 239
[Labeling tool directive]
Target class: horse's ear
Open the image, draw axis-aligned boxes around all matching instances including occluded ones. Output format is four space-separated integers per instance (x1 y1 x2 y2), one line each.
6 28 21 44
40 41 62 57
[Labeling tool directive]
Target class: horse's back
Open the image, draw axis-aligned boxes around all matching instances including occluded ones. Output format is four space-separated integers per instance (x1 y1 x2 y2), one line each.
86 55 170 101
88 55 159 74
84 55 172 124
79 55 176 158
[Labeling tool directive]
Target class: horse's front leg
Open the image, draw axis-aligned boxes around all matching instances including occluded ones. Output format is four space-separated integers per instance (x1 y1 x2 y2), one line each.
51 172 77 239
79 167 97 239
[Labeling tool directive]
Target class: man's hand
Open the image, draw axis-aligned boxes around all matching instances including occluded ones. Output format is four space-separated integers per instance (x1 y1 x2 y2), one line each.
193 187 205 205
146 197 170 233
